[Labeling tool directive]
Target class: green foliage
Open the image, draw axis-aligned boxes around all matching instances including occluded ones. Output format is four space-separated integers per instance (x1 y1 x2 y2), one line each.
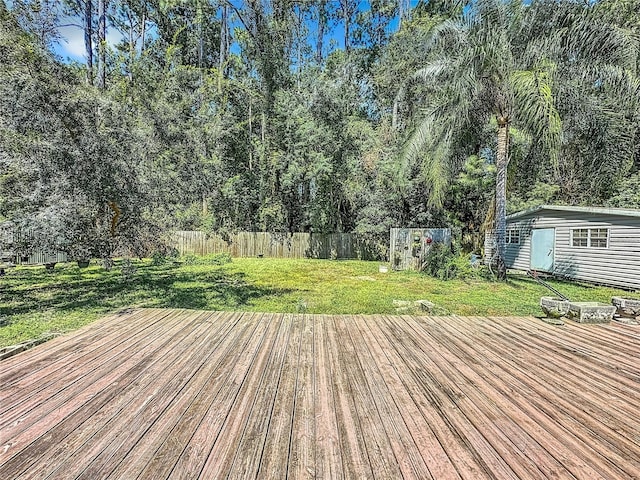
151 251 166 266
182 254 198 265
422 242 456 279
508 182 560 214
205 252 232 265
445 155 495 251
422 242 490 280
2 0 639 268
151 247 179 265
607 172 640 208
120 258 138 280
398 0 639 279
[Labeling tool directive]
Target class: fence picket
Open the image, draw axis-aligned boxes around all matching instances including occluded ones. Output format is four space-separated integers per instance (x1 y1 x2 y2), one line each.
173 231 381 261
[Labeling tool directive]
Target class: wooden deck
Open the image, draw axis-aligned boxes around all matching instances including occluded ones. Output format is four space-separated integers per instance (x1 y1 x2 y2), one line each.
1 309 639 479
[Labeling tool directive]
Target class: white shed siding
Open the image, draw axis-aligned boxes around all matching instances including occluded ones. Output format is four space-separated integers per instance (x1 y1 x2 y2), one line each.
499 209 640 290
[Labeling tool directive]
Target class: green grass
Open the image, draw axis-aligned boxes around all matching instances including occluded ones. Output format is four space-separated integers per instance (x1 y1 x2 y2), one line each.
1 256 637 348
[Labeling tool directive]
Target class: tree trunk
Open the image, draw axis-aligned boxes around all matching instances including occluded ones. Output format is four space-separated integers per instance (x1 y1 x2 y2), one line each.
97 0 106 89
127 8 134 82
339 0 353 52
495 116 510 280
140 7 146 54
219 3 228 77
344 12 350 52
316 1 326 63
248 99 253 171
196 0 203 71
398 0 410 31
84 0 93 85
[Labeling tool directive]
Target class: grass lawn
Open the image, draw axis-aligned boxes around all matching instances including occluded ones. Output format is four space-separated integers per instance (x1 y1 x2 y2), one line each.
1 256 638 348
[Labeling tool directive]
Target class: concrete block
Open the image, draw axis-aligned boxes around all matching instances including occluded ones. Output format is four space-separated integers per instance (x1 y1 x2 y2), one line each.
611 297 640 320
567 302 616 324
540 297 570 318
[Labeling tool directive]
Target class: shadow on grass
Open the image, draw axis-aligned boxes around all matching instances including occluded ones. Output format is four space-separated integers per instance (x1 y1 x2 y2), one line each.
0 262 294 316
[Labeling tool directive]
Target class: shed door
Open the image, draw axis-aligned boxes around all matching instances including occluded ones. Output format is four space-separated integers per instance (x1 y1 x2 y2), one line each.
530 228 555 272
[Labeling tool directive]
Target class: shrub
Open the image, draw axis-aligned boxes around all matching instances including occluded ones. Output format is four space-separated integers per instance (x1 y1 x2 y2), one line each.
423 243 490 280
151 251 168 265
151 248 179 266
423 243 457 280
121 258 137 280
203 252 232 265
447 252 489 280
182 254 198 265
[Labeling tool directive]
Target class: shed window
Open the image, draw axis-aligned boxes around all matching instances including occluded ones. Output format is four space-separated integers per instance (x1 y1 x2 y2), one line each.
506 229 520 244
590 228 609 248
571 228 608 248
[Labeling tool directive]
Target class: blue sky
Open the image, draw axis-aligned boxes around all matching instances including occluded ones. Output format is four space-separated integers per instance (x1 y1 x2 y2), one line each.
5 0 419 62
7 1 421 62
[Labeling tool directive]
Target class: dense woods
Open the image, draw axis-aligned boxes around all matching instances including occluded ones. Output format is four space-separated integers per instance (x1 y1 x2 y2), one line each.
1 0 639 272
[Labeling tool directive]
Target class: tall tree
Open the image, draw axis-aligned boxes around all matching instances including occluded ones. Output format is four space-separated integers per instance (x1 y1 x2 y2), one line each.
398 0 638 279
109 0 149 82
60 0 94 84
315 0 329 63
84 0 93 85
338 0 358 51
219 1 228 78
11 0 61 48
97 0 107 88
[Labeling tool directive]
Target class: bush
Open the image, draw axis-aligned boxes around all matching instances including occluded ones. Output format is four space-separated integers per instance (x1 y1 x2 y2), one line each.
423 243 490 280
151 248 179 266
447 252 489 280
423 243 456 279
151 251 167 265
203 252 232 265
120 258 137 280
182 254 198 265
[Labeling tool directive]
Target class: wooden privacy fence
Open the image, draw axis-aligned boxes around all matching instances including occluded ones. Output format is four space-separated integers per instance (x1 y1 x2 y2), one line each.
173 231 383 260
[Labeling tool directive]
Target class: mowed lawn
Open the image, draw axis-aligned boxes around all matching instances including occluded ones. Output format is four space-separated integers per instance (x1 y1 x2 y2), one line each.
1 256 637 348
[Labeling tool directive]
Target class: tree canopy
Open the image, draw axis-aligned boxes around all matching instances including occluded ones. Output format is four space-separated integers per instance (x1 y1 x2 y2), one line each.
1 0 639 264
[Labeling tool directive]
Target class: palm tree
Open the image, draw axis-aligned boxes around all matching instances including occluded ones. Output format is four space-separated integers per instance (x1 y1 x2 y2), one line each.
397 0 638 279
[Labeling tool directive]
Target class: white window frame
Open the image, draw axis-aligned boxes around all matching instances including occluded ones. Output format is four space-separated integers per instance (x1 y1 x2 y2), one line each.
505 229 520 245
571 227 609 249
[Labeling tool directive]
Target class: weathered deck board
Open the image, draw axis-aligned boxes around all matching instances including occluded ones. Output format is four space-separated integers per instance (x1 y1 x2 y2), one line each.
257 314 302 478
0 309 186 440
1 309 639 479
312 314 343 479
22 310 226 480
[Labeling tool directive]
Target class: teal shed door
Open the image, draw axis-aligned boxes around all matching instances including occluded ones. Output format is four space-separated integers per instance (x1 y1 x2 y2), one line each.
530 228 555 272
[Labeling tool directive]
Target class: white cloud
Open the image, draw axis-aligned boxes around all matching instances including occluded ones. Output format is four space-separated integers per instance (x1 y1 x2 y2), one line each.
54 23 125 62
107 29 123 47
57 25 86 60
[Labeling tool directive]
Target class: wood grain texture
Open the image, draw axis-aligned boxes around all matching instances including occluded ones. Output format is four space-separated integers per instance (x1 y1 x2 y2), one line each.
1 309 639 479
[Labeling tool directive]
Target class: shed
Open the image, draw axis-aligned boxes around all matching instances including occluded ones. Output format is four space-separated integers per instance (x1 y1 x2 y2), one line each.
484 205 640 290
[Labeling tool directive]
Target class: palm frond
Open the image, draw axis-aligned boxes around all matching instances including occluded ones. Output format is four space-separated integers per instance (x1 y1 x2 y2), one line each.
420 131 453 208
412 59 451 84
400 108 452 207
510 61 562 166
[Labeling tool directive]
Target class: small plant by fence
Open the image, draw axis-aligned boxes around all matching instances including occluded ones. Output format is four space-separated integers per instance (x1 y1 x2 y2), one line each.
173 231 384 261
